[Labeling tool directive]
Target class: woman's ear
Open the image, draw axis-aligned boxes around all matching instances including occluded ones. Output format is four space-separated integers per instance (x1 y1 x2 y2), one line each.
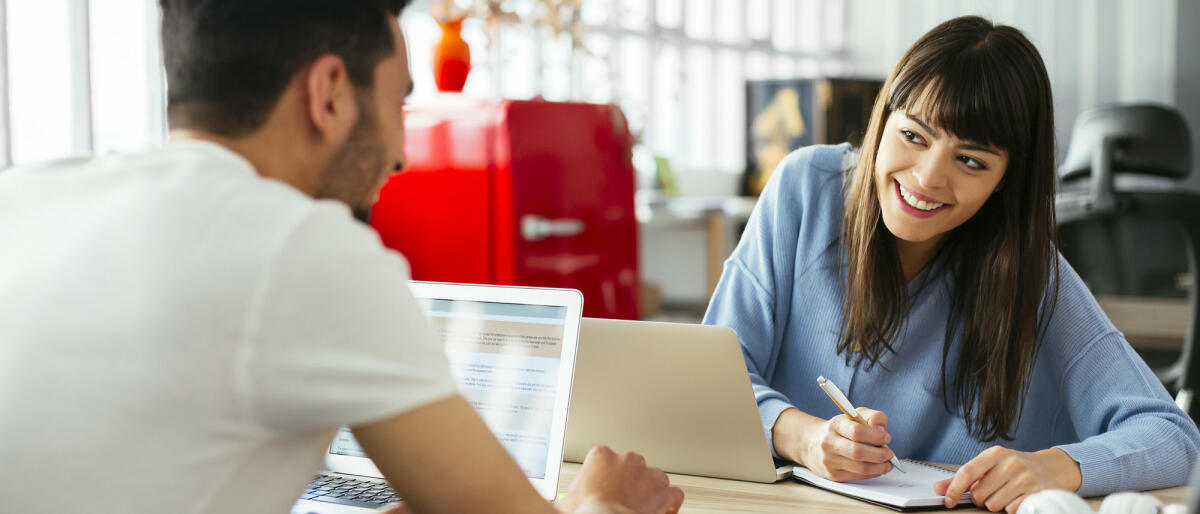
305 54 357 144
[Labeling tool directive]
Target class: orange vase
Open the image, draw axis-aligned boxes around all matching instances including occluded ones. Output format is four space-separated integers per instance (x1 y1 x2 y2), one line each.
433 18 471 92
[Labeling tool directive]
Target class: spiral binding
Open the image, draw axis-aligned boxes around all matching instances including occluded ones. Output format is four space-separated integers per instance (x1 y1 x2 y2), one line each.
903 459 956 477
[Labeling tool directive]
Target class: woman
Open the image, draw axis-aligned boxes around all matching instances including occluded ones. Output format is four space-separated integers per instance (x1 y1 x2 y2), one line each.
704 15 1199 513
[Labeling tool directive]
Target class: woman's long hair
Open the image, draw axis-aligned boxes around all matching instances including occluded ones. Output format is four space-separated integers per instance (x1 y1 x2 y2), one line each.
839 16 1059 441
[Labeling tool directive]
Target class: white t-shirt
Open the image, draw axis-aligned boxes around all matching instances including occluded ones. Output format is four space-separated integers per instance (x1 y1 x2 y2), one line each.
0 140 458 513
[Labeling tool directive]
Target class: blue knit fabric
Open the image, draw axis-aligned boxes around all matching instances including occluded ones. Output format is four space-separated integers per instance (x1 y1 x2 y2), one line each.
703 144 1200 496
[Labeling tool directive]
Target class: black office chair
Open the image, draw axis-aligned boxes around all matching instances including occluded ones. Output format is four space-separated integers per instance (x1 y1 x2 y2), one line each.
1056 104 1200 424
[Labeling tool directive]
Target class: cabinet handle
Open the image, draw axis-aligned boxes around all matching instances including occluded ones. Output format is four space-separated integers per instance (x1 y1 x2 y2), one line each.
521 215 585 241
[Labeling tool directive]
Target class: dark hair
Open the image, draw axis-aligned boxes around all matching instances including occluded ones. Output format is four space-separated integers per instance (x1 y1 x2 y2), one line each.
839 15 1058 441
160 0 411 136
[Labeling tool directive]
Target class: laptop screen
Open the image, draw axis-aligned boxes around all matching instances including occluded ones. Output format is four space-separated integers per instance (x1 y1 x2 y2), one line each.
329 296 570 481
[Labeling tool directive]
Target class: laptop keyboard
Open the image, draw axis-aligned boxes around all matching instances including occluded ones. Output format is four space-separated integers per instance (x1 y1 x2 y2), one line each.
300 473 400 509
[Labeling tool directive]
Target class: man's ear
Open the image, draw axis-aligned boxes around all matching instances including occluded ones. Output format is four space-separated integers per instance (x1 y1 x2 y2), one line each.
305 54 357 144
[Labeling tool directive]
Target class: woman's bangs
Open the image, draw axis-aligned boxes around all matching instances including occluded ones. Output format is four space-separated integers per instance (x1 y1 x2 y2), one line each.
886 55 1025 155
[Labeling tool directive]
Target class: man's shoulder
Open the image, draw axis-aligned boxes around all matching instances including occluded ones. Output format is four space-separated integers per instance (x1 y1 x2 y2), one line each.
102 143 381 270
139 142 354 241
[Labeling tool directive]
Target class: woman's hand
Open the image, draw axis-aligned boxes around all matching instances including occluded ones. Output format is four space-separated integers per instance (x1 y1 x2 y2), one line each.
773 407 895 481
933 446 1082 513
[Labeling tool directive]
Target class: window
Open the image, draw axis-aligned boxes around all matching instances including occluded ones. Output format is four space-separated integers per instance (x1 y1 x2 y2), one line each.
402 0 848 175
0 1 849 177
1 0 163 168
89 0 163 156
7 0 77 165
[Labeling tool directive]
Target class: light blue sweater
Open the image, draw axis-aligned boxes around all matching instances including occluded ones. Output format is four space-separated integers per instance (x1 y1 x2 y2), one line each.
703 144 1200 496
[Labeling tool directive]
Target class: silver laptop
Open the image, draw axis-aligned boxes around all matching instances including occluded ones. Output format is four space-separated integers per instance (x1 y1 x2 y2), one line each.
563 318 793 483
293 281 584 513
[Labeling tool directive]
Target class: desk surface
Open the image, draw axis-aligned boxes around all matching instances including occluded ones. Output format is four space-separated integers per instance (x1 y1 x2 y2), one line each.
557 463 1188 513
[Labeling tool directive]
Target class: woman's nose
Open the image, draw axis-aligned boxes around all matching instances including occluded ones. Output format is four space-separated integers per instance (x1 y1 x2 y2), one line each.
912 157 950 190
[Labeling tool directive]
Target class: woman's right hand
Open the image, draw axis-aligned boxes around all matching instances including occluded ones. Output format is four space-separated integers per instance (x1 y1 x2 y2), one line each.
773 407 896 482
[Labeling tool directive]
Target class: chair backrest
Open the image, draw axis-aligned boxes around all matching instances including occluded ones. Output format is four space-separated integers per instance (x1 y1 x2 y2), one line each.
1059 104 1192 182
1055 103 1200 422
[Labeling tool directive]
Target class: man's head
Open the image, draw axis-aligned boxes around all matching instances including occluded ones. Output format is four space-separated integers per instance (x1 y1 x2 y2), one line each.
160 0 413 221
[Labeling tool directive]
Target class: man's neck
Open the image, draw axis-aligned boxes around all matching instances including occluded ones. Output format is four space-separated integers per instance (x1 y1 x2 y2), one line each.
168 129 319 197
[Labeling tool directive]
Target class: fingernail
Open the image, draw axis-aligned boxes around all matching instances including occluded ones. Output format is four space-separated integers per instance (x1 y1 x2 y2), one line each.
885 433 891 443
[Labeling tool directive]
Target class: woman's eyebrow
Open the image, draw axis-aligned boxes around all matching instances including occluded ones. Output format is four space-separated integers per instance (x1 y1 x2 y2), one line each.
956 143 1002 156
906 113 943 138
907 113 1002 157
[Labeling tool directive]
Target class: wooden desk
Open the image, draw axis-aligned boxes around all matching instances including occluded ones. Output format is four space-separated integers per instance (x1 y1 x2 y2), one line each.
557 463 1188 513
1096 295 1188 351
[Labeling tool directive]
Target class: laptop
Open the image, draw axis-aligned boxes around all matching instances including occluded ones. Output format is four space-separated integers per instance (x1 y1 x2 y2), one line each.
563 317 793 483
293 281 584 513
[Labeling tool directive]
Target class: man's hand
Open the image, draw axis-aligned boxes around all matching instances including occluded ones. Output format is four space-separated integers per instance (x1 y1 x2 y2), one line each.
354 397 681 514
933 446 1082 513
557 446 684 514
774 407 895 482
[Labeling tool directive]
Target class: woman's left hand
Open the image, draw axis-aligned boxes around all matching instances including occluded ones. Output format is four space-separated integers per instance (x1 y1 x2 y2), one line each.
932 446 1082 513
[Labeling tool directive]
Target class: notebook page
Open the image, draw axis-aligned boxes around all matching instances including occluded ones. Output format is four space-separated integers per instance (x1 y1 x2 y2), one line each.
792 460 971 508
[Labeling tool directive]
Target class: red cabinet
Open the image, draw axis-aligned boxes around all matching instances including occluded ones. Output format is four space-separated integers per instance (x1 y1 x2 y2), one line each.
371 98 640 319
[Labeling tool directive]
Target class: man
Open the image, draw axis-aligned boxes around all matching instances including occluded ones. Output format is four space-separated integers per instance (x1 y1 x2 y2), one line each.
0 1 684 513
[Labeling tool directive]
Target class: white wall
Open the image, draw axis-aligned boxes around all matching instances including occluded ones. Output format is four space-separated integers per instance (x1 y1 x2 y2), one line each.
843 0 1183 174
1178 0 1200 191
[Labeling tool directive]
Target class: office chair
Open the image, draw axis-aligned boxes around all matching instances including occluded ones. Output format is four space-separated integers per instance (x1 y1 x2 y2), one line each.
1190 456 1200 513
1055 104 1199 424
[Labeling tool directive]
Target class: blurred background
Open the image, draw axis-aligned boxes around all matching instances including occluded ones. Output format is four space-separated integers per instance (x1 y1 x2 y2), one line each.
2 0 1198 399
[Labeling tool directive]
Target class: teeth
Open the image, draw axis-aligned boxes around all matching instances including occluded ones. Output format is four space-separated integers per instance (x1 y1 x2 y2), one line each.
899 183 944 211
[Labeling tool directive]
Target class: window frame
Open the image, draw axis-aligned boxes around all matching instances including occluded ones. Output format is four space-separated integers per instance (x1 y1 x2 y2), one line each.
0 1 847 175
572 0 848 174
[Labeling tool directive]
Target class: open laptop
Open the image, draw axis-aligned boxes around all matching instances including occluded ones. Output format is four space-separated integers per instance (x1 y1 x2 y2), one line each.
563 317 793 483
293 281 584 513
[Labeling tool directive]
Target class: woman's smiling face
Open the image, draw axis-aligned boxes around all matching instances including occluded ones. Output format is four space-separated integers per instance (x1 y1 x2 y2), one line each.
873 106 1010 249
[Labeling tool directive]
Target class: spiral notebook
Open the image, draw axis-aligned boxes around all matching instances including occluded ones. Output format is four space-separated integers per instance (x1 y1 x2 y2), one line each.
792 460 972 511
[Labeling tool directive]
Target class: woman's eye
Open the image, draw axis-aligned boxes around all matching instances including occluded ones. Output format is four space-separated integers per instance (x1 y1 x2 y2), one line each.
958 155 987 170
900 129 925 145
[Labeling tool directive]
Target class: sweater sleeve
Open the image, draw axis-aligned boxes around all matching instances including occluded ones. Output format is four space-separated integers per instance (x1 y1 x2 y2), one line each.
1053 330 1200 496
1042 256 1200 495
703 147 839 459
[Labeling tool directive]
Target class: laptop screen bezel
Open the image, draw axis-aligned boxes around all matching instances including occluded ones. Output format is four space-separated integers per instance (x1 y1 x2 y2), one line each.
323 281 583 502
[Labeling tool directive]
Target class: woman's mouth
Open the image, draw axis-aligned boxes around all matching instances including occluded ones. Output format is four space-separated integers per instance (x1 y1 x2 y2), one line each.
894 180 950 217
